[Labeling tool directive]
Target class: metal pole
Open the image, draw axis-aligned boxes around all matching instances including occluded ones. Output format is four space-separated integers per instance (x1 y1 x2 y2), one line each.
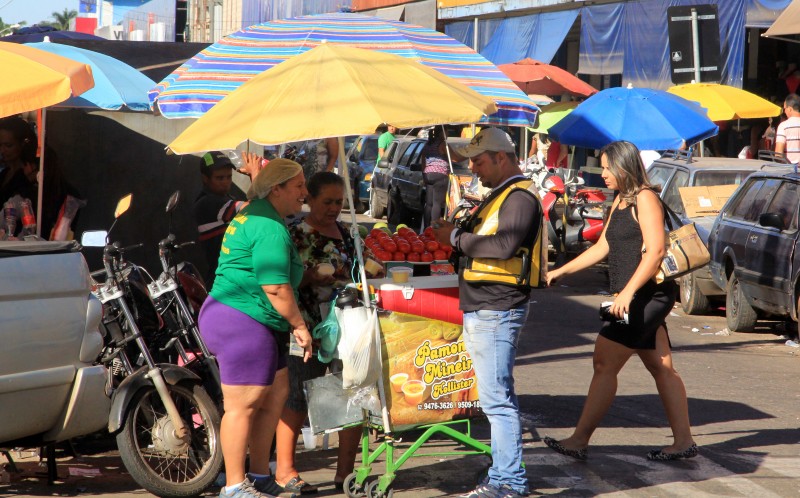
691 8 701 83
471 17 479 138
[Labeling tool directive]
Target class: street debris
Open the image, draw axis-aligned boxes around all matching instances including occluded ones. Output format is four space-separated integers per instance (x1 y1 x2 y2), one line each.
785 340 800 348
691 328 700 333
670 312 680 317
715 328 730 336
68 467 101 477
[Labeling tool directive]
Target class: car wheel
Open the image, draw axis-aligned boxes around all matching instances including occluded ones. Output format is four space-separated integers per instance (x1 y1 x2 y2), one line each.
679 272 711 315
726 273 757 332
370 189 385 219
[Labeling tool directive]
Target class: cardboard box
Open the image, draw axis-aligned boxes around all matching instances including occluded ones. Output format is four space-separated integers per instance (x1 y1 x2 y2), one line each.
678 184 739 218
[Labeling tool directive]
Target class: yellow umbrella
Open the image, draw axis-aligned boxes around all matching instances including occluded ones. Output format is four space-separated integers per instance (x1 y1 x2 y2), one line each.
167 43 497 154
0 41 94 118
667 82 781 121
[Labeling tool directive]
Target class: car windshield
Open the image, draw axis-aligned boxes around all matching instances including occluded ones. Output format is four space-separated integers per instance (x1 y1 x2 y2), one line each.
693 170 752 187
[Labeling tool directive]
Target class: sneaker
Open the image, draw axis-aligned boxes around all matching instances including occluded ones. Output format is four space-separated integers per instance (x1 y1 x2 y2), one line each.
460 483 502 498
248 473 284 495
219 477 276 498
498 484 528 498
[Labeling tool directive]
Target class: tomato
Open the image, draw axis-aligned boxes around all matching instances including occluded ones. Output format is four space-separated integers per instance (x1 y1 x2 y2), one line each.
425 240 439 252
393 251 406 261
397 241 411 254
397 227 413 237
420 251 434 262
380 239 398 252
374 250 392 262
370 229 385 239
433 250 447 260
423 226 434 237
411 240 425 253
407 252 421 262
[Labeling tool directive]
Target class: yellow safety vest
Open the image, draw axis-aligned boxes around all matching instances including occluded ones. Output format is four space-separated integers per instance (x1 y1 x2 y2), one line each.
462 179 548 288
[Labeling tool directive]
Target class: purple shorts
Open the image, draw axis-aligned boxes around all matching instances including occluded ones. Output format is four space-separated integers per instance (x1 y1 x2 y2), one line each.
198 297 287 386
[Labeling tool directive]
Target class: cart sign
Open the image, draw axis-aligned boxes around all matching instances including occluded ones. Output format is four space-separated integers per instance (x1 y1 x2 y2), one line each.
379 310 480 429
667 4 721 84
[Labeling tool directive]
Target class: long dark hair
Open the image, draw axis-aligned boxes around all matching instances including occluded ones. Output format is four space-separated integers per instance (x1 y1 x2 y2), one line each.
599 141 659 205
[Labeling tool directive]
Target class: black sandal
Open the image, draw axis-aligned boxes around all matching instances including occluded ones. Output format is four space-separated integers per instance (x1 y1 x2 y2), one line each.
646 443 698 461
543 436 588 461
282 476 319 495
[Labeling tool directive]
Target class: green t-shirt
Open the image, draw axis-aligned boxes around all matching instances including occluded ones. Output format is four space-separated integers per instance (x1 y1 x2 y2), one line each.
210 198 304 332
376 131 395 165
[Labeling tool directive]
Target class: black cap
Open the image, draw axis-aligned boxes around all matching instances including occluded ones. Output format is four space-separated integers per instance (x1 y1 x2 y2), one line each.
199 151 234 175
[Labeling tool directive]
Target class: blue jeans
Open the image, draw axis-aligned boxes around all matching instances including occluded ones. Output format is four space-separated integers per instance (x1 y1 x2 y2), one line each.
463 305 529 494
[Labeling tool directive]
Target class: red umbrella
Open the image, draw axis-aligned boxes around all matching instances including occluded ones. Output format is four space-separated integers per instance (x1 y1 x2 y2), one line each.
498 58 598 98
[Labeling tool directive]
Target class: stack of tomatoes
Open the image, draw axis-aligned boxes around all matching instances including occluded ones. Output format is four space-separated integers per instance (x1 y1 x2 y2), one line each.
365 226 453 263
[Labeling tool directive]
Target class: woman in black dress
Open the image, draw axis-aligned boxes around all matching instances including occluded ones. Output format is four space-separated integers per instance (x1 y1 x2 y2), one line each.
544 140 697 461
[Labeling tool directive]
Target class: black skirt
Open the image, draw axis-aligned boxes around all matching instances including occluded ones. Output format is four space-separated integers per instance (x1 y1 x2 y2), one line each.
599 281 677 350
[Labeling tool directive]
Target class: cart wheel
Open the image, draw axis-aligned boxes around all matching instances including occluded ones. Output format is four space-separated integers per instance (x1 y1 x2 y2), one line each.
366 479 393 498
343 473 366 498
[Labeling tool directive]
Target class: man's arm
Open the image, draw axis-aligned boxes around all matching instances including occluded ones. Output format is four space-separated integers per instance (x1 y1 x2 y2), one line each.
324 137 339 172
455 192 540 259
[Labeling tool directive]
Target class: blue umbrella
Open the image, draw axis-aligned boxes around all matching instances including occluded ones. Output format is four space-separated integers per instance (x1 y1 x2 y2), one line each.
25 41 155 111
3 25 105 43
548 85 718 151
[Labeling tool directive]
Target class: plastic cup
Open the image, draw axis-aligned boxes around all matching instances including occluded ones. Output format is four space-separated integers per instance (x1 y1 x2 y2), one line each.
364 258 382 276
390 267 412 283
390 372 409 393
401 380 426 405
301 427 317 450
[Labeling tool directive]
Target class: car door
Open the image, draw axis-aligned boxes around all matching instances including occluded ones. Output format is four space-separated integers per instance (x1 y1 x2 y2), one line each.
392 141 422 206
743 180 800 313
647 163 677 190
710 178 767 286
372 141 401 206
738 178 782 298
659 168 690 215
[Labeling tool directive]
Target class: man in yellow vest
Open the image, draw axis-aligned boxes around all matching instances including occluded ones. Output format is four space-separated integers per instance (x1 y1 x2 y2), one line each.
432 128 544 498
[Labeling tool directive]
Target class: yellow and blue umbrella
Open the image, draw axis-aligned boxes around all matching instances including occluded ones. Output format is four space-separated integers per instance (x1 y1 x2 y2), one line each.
26 41 155 111
151 13 538 127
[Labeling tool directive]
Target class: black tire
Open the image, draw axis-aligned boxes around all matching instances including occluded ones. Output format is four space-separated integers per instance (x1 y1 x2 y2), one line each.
680 272 711 315
370 189 385 219
726 273 757 332
366 479 393 498
116 382 222 498
386 190 406 226
343 473 366 498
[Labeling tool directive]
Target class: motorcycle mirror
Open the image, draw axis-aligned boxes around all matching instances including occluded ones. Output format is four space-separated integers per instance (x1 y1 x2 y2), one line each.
81 230 108 247
166 191 180 213
114 194 133 218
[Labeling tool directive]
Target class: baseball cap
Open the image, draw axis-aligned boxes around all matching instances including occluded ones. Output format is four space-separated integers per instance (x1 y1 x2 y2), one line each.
455 128 516 158
199 151 234 173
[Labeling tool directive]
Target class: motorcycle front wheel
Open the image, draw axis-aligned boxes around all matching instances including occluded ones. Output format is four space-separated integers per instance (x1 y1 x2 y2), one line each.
116 383 222 497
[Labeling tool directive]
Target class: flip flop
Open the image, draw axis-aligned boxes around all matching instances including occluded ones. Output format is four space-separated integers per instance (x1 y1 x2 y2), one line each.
282 476 319 495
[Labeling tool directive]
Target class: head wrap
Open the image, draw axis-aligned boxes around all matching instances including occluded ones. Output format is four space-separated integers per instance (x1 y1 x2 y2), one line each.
246 158 303 200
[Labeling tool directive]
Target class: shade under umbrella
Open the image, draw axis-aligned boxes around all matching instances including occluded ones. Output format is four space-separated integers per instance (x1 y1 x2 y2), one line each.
498 58 598 98
667 82 781 121
26 40 155 111
548 85 718 151
167 43 497 154
151 13 537 127
0 41 94 118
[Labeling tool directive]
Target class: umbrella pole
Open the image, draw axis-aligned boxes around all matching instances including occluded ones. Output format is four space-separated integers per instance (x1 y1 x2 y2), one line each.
36 108 46 239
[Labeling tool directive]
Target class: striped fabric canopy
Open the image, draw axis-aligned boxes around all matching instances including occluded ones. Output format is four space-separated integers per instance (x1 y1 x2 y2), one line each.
150 13 538 127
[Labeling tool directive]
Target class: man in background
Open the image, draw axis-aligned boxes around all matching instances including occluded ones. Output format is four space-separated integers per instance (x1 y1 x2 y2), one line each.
776 93 800 164
376 124 397 165
194 151 246 287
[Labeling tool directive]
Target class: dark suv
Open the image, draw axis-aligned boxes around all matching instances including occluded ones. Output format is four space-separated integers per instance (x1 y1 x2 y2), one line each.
647 152 776 315
708 166 799 332
369 137 471 225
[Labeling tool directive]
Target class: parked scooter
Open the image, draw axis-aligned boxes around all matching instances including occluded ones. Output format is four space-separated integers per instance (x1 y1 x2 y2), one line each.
83 194 223 497
539 168 607 265
147 190 222 406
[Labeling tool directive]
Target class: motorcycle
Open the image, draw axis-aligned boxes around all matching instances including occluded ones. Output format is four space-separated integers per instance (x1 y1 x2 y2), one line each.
147 190 222 406
83 194 223 497
538 167 607 265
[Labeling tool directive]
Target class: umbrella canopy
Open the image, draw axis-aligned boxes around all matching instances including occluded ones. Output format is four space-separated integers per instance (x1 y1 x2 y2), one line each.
498 58 598 98
764 0 800 38
151 13 537 127
2 25 105 43
527 101 578 134
26 41 155 111
548 85 718 151
167 43 497 154
0 41 94 118
666 82 781 121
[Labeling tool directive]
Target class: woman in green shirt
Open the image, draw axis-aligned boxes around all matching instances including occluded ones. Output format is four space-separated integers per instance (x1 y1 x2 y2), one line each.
198 157 313 498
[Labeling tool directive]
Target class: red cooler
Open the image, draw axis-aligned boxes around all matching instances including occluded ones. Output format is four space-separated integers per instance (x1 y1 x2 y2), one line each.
371 274 462 324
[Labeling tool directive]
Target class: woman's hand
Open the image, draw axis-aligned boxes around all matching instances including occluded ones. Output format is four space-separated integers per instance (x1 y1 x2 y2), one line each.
239 152 266 178
546 268 562 287
611 289 634 320
293 326 313 362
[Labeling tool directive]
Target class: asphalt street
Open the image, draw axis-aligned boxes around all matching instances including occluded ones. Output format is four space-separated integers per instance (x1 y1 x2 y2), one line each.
2 263 800 497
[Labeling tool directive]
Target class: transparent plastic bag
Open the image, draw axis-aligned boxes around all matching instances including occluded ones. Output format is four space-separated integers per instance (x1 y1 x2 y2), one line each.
312 298 340 364
337 307 381 390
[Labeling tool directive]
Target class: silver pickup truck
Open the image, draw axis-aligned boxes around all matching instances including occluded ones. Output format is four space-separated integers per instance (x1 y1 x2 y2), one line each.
0 240 108 446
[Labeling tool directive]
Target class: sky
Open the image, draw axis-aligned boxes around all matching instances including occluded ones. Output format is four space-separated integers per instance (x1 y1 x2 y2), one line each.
0 0 78 26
